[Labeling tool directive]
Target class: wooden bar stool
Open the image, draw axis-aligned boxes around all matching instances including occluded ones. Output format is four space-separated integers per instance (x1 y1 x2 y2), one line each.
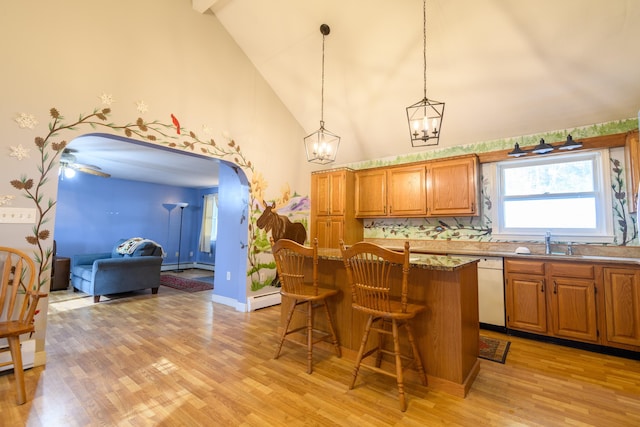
340 240 427 411
270 237 341 374
0 247 47 405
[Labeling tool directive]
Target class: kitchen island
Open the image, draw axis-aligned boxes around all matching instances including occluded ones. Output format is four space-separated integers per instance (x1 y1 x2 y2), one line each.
280 249 480 398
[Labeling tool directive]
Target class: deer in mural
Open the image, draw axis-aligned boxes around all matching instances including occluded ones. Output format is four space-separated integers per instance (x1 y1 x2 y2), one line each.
257 200 307 287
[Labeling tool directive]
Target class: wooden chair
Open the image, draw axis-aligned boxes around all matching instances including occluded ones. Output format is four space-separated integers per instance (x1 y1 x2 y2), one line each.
340 240 427 411
270 237 341 374
0 247 47 405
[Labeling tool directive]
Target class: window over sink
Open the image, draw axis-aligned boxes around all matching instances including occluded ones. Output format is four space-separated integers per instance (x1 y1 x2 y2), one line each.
491 149 614 243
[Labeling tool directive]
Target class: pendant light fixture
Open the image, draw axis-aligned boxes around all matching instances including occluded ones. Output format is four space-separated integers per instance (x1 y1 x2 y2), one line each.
304 24 340 164
406 0 445 147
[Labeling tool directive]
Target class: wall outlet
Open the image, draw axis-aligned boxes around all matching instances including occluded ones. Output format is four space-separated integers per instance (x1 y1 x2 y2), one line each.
175 252 179 257
189 251 193 257
226 271 231 280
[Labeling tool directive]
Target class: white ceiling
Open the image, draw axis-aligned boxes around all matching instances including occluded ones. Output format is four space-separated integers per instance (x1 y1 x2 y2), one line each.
67 135 219 188
66 0 640 187
208 0 640 164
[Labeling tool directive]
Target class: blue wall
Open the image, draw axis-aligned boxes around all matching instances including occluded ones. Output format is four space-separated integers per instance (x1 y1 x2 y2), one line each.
54 172 218 268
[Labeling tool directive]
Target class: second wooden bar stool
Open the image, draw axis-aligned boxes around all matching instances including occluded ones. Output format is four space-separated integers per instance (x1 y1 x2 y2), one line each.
340 240 427 411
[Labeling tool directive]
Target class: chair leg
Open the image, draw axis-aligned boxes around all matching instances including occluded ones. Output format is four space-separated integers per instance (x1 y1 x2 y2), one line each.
306 300 313 374
350 314 374 390
8 336 27 405
375 318 389 368
321 299 341 358
405 321 427 386
274 297 297 359
391 320 407 412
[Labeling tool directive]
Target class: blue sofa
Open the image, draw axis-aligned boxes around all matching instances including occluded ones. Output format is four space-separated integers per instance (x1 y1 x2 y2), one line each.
71 238 164 302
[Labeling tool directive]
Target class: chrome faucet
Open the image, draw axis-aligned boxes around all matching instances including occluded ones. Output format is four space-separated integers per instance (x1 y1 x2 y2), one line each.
545 231 551 255
567 242 574 256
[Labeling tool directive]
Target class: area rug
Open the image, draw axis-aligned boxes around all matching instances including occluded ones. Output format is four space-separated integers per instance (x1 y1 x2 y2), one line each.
192 275 215 285
479 335 511 364
160 275 214 292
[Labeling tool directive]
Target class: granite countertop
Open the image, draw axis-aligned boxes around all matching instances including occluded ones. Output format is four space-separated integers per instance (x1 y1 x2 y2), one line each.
317 248 478 271
365 239 640 267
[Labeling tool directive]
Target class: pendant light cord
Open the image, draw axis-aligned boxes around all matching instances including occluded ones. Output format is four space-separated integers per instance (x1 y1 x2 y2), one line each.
422 0 427 100
320 30 326 126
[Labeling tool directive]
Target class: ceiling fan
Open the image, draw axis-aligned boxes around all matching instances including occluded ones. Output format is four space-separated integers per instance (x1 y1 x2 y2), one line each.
59 148 111 178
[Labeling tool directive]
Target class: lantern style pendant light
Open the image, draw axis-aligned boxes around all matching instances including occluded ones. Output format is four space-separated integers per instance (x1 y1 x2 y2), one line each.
407 0 445 147
304 24 340 164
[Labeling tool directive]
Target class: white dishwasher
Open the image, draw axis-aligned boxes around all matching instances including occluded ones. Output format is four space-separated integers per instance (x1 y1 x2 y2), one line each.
476 256 505 327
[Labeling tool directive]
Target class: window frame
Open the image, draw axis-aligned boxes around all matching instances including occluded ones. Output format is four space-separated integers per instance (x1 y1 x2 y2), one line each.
490 149 614 243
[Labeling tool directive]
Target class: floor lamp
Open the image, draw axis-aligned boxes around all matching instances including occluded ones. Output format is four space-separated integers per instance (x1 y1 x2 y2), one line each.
175 202 189 272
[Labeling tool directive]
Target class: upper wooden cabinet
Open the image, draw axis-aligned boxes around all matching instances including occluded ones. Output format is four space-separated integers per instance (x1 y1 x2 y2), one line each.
388 165 427 216
354 155 478 218
354 169 387 217
355 164 427 217
313 169 347 216
426 155 478 217
310 169 363 249
624 130 640 213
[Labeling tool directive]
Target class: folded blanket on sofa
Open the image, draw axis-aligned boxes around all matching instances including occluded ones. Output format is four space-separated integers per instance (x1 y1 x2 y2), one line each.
116 237 164 256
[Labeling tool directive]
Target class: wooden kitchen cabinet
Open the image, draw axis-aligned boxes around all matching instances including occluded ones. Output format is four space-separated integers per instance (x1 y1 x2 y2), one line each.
355 164 427 217
388 165 427 216
426 154 479 217
603 267 640 348
548 262 599 343
506 259 600 344
624 129 640 213
354 169 387 217
310 169 362 249
313 169 346 216
505 259 547 333
314 216 344 250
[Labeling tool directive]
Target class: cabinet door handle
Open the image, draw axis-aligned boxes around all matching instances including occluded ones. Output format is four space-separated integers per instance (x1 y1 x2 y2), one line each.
541 280 545 293
553 280 557 294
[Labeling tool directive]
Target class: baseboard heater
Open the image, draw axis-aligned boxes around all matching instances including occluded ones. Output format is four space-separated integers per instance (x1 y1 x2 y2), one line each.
0 339 35 373
247 291 281 311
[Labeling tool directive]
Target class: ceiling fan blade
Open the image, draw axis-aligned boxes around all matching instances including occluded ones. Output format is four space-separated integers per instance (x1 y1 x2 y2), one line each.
74 166 111 178
70 163 111 178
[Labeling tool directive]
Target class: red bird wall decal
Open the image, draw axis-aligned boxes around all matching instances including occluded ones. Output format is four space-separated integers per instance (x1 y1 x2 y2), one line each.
171 113 181 134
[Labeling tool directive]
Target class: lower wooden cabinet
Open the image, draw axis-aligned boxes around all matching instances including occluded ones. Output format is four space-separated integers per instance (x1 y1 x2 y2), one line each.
603 267 640 349
505 259 600 345
548 263 599 343
315 216 344 250
505 259 547 333
506 259 640 352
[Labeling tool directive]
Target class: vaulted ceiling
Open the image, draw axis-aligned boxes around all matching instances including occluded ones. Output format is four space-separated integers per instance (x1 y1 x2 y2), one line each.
205 0 640 164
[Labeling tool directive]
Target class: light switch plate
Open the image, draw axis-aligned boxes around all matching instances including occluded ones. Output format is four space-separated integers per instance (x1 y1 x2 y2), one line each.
0 207 37 223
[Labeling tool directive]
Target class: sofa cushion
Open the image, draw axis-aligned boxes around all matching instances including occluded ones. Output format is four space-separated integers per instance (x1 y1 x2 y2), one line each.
71 265 93 282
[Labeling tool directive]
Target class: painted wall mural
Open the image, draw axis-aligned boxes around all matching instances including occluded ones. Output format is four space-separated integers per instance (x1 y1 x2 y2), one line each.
5 95 302 293
249 193 309 291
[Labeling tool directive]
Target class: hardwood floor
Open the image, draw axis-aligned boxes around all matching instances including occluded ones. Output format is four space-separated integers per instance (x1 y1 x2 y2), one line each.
2 274 640 426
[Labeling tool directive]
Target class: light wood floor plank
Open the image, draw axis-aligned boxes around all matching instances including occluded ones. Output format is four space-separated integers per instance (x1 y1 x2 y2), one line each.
2 280 640 426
